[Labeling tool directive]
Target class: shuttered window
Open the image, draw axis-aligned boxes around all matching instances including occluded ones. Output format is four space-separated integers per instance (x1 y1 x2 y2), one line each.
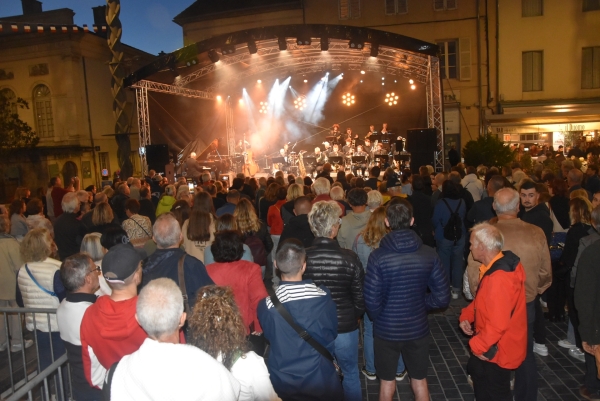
583 0 600 11
522 51 543 92
438 40 458 79
339 0 361 19
434 0 457 11
522 0 543 17
582 47 600 89
385 0 408 14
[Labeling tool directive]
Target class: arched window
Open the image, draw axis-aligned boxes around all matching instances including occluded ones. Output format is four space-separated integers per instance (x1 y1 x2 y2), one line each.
33 84 54 138
0 88 17 115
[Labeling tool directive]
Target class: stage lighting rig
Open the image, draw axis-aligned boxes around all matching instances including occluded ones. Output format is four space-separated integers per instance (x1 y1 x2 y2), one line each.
259 101 269 113
385 93 399 106
221 45 235 55
278 36 287 51
370 43 379 57
296 33 311 46
320 37 329 51
293 96 306 111
342 93 355 106
348 38 364 50
207 49 220 63
247 39 258 54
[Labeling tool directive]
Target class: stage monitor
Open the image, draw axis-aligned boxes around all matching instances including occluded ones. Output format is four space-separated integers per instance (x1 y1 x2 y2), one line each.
146 144 170 174
405 128 437 154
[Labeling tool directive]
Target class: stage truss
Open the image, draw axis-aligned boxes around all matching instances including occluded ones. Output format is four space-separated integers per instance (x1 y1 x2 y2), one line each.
128 25 445 174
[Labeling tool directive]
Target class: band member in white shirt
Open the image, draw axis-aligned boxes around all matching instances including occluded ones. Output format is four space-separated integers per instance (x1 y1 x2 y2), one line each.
322 141 332 156
381 123 389 134
352 145 369 176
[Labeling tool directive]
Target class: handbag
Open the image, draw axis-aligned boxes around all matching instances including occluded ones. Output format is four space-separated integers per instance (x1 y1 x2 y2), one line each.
25 264 57 297
270 292 343 382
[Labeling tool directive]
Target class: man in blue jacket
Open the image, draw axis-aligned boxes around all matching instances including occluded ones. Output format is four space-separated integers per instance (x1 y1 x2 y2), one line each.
365 199 450 401
258 239 343 401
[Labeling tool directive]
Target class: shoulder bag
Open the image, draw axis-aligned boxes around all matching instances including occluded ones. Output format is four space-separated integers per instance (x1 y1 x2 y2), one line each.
177 254 190 315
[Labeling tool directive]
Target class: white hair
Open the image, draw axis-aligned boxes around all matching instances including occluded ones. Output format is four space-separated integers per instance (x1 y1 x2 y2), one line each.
137 278 184 338
81 232 104 262
313 177 331 196
308 201 341 238
493 188 520 215
61 192 79 213
367 190 383 210
76 190 89 203
153 213 182 248
471 222 504 252
330 186 345 201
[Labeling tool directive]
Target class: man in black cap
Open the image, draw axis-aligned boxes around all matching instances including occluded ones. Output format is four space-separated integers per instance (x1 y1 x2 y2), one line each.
80 243 148 390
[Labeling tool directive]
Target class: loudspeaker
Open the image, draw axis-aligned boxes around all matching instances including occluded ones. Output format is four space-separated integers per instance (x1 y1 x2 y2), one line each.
410 151 436 174
145 144 169 173
406 128 437 153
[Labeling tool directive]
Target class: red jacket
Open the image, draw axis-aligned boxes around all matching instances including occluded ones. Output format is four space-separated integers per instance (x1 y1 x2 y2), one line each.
459 251 527 369
80 296 148 388
267 200 287 235
311 195 345 216
206 260 268 334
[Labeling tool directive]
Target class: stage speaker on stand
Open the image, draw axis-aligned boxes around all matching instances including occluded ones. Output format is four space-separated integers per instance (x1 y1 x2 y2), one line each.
145 144 170 175
405 128 437 174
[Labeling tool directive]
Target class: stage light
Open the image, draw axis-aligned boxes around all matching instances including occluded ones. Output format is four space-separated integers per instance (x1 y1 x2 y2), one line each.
293 95 307 111
221 45 235 55
409 79 414 84
296 35 311 46
239 98 243 104
411 84 416 90
370 43 379 58
320 37 329 51
185 59 198 67
257 79 262 84
382 82 385 85
247 39 257 54
360 80 363 83
394 80 397 83
342 92 355 106
259 101 269 113
360 70 365 74
278 36 287 51
384 93 399 106
349 38 364 49
216 95 222 101
207 49 220 63
382 77 385 80
304 79 308 83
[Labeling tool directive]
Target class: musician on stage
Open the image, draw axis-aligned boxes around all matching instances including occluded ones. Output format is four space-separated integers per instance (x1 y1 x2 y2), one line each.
328 144 342 157
352 145 369 176
322 141 332 156
373 142 390 169
365 125 377 139
235 139 250 154
342 137 354 155
363 138 372 154
330 124 341 144
381 123 389 134
183 151 201 181
308 147 328 175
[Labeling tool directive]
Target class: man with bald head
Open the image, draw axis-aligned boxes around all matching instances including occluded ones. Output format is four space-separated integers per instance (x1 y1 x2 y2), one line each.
278 196 315 249
431 172 447 207
568 168 592 199
140 213 213 311
466 187 551 401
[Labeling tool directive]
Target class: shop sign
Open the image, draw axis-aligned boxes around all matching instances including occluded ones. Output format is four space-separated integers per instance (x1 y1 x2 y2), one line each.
444 107 460 135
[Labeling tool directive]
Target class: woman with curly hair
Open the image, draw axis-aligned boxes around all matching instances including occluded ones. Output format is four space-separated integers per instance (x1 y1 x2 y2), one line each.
182 192 216 262
352 206 405 381
188 285 280 401
234 199 273 271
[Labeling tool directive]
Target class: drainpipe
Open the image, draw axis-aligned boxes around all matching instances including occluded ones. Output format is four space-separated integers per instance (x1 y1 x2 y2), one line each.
82 57 100 189
496 0 500 115
476 0 483 136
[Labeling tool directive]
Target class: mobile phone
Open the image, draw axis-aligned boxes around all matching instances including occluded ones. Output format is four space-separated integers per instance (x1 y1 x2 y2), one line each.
188 183 194 193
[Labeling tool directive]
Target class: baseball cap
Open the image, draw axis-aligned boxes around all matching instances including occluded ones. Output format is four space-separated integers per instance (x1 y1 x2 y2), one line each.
386 172 402 188
102 244 144 283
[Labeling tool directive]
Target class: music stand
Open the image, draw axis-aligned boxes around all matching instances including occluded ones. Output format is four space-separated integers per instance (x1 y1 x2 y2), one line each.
395 138 405 152
303 157 317 165
351 156 367 164
328 156 344 165
233 155 244 164
369 134 382 143
272 157 286 164
394 154 411 162
380 133 393 145
374 155 389 164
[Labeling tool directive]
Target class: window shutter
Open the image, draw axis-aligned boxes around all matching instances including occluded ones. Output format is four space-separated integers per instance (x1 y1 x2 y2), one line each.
583 0 600 12
350 0 361 18
434 0 445 11
398 0 408 13
532 51 543 90
582 47 593 89
459 37 471 81
594 47 600 88
446 0 457 10
522 0 543 17
339 0 350 19
385 0 396 14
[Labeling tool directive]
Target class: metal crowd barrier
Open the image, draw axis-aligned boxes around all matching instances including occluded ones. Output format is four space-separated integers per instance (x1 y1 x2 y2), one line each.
0 307 72 401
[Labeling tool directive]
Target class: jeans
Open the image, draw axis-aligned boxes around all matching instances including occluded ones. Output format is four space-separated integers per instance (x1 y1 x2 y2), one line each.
270 235 281 285
334 330 361 401
514 300 538 401
436 237 465 290
467 354 512 401
363 314 405 374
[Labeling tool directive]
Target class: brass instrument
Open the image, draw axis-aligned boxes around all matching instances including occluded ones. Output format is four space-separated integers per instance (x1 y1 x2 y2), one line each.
298 151 307 177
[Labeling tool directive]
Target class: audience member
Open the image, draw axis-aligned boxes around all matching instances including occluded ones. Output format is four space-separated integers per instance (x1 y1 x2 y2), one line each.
337 188 370 250
9 199 28 241
138 187 157 225
51 176 80 218
54 192 83 260
25 198 53 237
122 199 153 248
155 184 176 217
217 189 241 217
182 192 215 263
277 196 315 250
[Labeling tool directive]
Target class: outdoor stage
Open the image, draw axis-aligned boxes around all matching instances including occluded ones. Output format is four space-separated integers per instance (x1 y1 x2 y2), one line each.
125 24 445 175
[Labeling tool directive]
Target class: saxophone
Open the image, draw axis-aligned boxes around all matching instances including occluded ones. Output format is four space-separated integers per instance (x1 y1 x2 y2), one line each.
298 151 306 177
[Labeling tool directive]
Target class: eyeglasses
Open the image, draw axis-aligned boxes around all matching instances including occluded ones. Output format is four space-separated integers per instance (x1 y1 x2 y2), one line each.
89 265 101 274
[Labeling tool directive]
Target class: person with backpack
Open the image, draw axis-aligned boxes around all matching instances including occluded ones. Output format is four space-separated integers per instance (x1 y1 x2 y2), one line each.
432 180 467 300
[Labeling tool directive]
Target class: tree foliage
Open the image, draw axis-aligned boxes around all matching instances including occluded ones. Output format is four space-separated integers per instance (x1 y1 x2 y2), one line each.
462 135 515 168
0 92 39 155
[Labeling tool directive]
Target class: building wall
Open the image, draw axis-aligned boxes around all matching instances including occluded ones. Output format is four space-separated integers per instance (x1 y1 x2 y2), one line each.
179 0 496 154
499 0 600 102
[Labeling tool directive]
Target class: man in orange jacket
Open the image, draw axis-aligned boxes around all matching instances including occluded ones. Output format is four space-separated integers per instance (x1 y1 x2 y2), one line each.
459 223 528 401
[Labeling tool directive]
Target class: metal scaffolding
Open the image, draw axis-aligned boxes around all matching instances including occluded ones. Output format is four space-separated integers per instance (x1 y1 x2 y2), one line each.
225 98 236 157
135 86 150 174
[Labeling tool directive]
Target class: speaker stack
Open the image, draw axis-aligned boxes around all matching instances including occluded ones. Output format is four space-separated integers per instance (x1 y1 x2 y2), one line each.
145 144 170 174
405 128 438 174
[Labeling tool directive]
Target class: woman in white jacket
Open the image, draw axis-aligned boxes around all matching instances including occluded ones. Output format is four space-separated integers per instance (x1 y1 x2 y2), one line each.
188 285 280 401
16 228 66 371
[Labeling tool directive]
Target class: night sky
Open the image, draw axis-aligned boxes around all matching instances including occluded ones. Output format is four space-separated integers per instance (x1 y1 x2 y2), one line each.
1 0 194 55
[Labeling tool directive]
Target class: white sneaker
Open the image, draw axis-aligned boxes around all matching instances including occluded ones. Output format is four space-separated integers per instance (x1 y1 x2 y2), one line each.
533 342 548 356
0 342 7 352
569 347 585 362
539 298 548 308
451 290 459 300
558 339 576 349
10 339 33 353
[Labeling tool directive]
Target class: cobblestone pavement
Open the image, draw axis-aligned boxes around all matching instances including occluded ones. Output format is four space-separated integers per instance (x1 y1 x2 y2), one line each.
360 297 588 401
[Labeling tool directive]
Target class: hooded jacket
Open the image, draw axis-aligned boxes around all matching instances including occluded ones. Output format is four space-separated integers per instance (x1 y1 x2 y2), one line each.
80 296 148 388
155 195 176 217
459 251 527 369
461 173 485 202
364 229 450 341
278 214 315 250
337 210 371 250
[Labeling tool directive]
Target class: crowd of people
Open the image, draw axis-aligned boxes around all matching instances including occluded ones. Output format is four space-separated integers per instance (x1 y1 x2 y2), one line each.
0 143 600 401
